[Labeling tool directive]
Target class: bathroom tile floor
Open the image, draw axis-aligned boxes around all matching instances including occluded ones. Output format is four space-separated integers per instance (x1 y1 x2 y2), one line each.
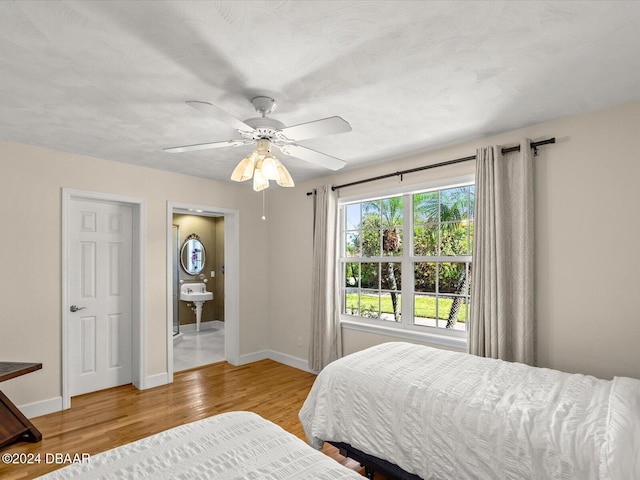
173 325 225 372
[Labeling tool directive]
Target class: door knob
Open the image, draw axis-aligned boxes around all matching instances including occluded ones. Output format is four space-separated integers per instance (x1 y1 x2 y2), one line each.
70 305 87 312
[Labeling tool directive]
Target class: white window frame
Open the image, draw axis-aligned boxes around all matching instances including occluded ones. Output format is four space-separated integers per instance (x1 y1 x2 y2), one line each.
338 175 474 350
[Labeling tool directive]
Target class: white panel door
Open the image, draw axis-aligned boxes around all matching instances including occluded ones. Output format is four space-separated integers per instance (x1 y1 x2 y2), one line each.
68 199 133 396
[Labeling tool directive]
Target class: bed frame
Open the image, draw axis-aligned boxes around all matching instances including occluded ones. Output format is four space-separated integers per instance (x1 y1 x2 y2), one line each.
329 441 422 480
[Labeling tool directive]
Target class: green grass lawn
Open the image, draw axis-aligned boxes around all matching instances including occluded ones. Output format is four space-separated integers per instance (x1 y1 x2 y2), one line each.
346 293 467 322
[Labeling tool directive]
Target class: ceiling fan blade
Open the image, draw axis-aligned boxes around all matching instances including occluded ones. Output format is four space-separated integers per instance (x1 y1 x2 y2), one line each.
164 139 247 153
278 144 347 171
279 116 351 141
186 101 254 132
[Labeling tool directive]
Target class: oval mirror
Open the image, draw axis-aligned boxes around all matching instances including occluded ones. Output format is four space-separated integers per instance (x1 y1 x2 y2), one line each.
180 234 206 275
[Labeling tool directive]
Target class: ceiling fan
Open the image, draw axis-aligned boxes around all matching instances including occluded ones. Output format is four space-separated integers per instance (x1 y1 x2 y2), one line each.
164 96 352 191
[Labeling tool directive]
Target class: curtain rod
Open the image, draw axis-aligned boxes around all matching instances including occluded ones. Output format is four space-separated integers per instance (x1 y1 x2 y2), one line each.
306 137 555 195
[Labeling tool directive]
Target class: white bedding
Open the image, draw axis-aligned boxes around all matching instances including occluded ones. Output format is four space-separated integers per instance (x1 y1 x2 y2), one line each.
36 411 363 479
299 342 640 480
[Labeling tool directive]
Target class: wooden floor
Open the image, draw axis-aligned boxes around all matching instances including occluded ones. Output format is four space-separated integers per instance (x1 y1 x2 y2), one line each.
0 360 374 480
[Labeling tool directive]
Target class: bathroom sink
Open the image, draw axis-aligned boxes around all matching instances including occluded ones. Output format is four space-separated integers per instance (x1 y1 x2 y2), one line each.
179 283 213 332
180 291 213 302
179 283 213 302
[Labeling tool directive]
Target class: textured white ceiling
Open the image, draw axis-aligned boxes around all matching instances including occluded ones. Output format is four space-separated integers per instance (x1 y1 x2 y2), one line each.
1 1 640 184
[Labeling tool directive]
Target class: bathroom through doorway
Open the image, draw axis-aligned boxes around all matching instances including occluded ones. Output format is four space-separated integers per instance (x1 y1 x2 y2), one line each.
166 203 240 381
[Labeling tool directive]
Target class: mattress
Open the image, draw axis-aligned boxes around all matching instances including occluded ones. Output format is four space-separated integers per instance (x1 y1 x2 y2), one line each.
35 411 364 479
299 342 640 480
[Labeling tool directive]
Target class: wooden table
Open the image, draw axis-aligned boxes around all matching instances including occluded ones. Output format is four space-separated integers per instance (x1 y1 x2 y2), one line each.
0 362 43 449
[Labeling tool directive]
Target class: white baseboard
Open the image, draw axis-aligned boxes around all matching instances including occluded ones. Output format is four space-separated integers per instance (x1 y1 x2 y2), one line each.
180 320 224 334
142 372 169 390
238 350 313 374
268 350 314 374
238 349 269 365
19 396 63 419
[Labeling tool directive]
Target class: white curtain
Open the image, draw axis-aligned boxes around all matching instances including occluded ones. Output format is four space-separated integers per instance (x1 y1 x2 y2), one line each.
469 139 535 365
309 185 342 371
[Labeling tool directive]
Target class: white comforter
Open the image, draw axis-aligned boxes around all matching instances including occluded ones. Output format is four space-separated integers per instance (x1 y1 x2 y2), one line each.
299 342 640 480
36 411 363 479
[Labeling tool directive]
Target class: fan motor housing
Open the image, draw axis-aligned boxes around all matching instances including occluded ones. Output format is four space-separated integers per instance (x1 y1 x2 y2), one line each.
243 117 286 139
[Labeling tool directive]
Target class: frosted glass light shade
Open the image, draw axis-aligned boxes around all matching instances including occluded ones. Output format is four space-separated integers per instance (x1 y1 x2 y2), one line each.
252 163 269 191
276 162 295 187
231 152 256 182
261 155 280 180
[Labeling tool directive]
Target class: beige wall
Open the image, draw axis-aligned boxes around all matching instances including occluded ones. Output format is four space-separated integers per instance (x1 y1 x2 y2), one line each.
0 141 269 406
268 99 640 381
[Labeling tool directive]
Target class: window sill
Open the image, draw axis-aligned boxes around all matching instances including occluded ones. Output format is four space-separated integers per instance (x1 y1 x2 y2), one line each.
340 319 467 352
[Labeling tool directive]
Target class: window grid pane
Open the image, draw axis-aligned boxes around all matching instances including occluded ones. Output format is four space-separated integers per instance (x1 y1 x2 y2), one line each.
345 232 361 257
340 185 472 332
360 290 380 319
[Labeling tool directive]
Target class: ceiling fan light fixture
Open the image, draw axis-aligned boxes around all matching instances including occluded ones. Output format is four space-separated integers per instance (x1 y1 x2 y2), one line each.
231 138 295 191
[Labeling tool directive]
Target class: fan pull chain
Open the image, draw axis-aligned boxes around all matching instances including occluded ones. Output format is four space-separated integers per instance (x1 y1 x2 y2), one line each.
262 190 266 221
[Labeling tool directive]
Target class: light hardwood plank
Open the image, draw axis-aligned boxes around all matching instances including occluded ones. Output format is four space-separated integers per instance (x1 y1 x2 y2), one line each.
0 360 375 479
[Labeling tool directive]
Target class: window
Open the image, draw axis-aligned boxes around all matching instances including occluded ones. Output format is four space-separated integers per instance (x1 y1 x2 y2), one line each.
340 183 475 339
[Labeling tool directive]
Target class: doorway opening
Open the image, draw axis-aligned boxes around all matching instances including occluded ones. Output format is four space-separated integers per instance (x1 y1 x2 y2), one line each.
166 202 239 382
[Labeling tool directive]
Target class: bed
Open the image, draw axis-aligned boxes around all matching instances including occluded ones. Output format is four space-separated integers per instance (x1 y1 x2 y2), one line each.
299 342 640 480
35 411 364 479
